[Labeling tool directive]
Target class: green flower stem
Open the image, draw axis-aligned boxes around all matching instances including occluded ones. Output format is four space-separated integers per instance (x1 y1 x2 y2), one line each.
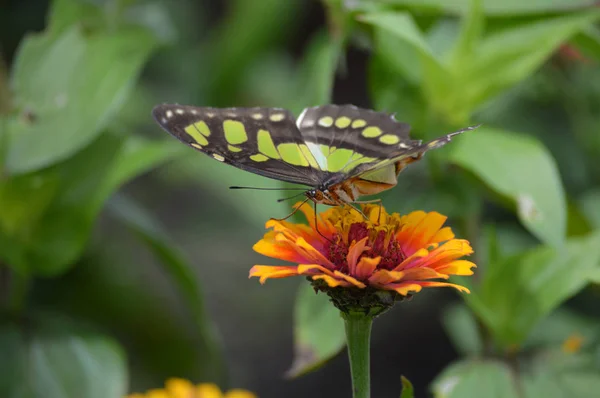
343 311 373 398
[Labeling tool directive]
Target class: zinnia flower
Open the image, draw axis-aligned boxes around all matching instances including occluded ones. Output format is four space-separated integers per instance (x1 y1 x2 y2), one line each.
250 203 475 312
126 378 256 398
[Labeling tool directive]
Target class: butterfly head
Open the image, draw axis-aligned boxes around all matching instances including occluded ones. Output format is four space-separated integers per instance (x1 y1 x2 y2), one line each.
305 188 325 203
305 185 350 206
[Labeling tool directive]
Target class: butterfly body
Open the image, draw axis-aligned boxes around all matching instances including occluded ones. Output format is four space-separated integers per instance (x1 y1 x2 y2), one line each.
152 104 477 206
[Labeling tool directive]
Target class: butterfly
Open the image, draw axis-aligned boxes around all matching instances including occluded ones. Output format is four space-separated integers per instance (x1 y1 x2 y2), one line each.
152 104 477 209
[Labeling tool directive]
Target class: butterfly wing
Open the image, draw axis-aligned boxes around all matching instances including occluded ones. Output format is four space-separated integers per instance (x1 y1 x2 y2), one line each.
295 104 476 185
153 104 331 187
346 124 478 180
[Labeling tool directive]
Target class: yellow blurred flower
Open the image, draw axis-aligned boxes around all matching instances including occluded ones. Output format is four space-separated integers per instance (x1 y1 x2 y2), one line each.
562 333 584 354
250 203 475 297
126 378 257 398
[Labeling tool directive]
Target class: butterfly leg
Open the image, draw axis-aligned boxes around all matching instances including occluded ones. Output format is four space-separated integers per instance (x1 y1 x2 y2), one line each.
313 201 334 244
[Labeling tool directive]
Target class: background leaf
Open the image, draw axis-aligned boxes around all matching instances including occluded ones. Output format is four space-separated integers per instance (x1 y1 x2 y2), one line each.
470 230 600 346
105 194 227 383
431 360 519 398
449 127 567 246
0 316 127 398
287 283 345 378
6 25 157 174
370 0 597 16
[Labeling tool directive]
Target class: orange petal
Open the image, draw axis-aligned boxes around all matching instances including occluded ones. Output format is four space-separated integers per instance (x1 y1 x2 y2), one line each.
347 237 370 274
266 218 313 237
333 270 367 288
417 281 470 293
311 274 353 288
435 260 477 276
249 265 300 283
398 211 447 256
369 267 448 286
297 200 315 224
354 256 381 280
384 282 423 296
409 239 473 269
297 201 336 237
253 237 307 263
297 263 336 277
393 248 429 272
369 269 405 285
398 267 449 281
294 237 336 269
397 211 427 238
431 226 454 243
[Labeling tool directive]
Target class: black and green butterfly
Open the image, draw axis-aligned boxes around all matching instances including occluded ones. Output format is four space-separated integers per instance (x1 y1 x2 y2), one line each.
152 104 477 206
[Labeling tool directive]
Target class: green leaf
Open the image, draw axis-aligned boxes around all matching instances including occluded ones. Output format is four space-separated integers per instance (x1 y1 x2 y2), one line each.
287 283 345 377
449 0 484 68
579 189 600 229
0 133 120 274
368 53 425 127
400 376 415 398
97 137 185 207
360 12 438 60
572 25 600 61
448 127 566 246
289 30 341 115
370 0 597 16
2 133 181 276
359 11 461 123
0 171 59 272
523 346 600 398
105 194 227 384
0 316 127 398
206 0 305 106
6 24 157 174
464 10 600 109
359 11 449 88
472 230 600 347
441 303 484 356
431 359 519 398
524 309 600 350
47 0 104 36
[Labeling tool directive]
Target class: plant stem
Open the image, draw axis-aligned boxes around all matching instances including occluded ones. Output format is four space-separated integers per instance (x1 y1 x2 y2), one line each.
343 311 373 398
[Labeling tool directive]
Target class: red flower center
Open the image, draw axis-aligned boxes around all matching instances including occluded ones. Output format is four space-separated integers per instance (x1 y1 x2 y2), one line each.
327 222 406 274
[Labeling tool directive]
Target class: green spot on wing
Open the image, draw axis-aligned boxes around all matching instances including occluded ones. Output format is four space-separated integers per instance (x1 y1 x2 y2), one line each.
362 126 382 138
327 148 355 172
184 124 209 146
257 129 280 159
278 143 309 166
223 120 248 145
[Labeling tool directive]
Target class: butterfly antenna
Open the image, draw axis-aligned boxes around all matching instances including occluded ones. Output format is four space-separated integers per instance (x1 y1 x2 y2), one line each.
229 186 306 191
277 192 306 203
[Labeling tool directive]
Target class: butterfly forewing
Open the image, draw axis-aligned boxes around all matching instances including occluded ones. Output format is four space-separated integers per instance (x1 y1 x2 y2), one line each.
152 104 328 186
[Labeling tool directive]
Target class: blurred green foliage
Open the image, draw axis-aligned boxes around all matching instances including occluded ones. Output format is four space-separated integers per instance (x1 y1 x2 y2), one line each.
1 0 600 397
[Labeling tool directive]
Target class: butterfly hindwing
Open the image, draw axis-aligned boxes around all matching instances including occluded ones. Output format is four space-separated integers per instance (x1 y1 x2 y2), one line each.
152 104 331 186
346 124 479 181
295 104 422 184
